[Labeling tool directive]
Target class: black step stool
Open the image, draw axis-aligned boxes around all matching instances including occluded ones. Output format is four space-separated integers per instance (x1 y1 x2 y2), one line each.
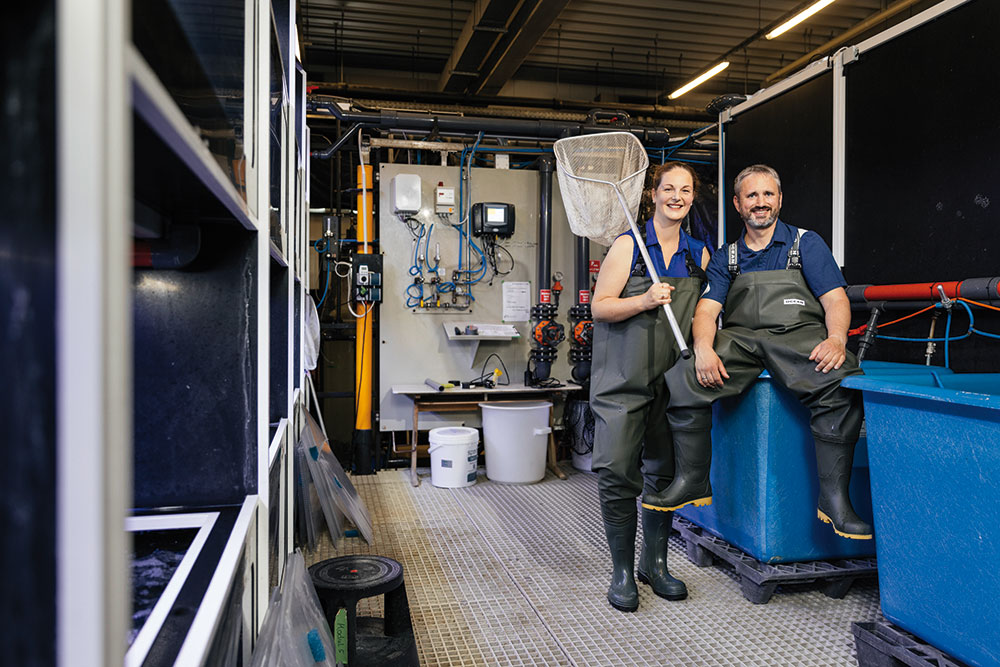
309 555 419 666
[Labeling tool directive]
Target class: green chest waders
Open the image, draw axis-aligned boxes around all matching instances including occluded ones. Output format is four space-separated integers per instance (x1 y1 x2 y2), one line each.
645 232 872 539
590 269 702 610
590 275 701 506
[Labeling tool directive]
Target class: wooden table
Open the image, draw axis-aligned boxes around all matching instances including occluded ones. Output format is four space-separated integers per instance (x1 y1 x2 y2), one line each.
391 383 572 487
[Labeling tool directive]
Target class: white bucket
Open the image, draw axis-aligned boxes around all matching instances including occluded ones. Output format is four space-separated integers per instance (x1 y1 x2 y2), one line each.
479 401 552 484
428 427 479 488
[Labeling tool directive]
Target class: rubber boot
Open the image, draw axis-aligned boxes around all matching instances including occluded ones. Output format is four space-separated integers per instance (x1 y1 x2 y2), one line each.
602 517 639 612
641 429 712 512
636 509 687 600
814 437 874 540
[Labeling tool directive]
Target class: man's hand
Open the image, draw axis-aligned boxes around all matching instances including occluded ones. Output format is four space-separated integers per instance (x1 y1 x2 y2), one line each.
695 346 729 388
642 281 675 310
809 336 846 373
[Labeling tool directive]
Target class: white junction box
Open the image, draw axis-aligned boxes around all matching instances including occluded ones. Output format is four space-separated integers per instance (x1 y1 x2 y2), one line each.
392 173 422 214
435 185 456 214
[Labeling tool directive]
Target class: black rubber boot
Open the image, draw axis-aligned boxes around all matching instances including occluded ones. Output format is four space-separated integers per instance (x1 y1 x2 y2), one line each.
602 517 639 612
636 509 687 600
814 437 873 540
641 429 712 512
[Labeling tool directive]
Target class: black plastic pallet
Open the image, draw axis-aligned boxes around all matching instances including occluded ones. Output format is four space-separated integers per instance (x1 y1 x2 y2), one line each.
673 515 878 604
853 622 971 667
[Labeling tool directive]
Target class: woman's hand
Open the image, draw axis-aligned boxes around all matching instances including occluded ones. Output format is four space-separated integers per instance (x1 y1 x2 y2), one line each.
642 281 675 310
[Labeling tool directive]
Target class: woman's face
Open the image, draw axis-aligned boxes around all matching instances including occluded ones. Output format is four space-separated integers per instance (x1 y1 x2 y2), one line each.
651 167 695 224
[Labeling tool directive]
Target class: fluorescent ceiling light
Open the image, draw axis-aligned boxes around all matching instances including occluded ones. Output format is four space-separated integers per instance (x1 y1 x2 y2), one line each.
668 61 730 100
766 0 838 39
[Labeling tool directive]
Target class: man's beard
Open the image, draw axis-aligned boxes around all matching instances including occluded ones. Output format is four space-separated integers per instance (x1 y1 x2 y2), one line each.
743 206 778 229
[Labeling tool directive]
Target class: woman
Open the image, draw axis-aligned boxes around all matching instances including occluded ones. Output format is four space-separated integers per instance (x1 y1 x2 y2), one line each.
589 162 710 612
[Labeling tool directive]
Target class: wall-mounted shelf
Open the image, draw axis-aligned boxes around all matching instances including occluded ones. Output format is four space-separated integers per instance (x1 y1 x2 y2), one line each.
443 321 519 367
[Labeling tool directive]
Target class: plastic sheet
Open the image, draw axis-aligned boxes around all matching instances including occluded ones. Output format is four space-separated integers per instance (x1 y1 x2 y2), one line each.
250 551 336 667
298 424 345 548
294 436 327 550
300 411 374 544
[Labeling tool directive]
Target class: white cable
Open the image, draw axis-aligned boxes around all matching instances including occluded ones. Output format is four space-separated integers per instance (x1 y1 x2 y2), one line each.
346 299 373 319
333 261 352 278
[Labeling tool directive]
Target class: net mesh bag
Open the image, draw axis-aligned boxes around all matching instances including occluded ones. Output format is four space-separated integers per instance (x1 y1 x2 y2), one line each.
554 131 649 247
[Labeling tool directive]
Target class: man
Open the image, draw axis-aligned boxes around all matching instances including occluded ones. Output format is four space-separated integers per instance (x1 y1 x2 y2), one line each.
641 164 872 540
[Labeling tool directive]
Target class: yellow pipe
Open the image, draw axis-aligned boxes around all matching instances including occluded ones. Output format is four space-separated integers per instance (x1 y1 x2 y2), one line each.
355 308 373 430
355 164 374 430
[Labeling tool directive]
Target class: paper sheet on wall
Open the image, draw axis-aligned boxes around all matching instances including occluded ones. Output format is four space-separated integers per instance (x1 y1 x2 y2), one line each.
502 281 531 322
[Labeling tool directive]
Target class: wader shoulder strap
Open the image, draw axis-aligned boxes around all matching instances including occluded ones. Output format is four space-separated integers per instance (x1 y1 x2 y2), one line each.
630 222 649 277
684 248 708 283
727 242 740 278
785 227 805 270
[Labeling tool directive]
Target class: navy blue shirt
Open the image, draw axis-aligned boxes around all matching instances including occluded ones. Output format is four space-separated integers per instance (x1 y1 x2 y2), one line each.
617 218 707 279
702 220 846 304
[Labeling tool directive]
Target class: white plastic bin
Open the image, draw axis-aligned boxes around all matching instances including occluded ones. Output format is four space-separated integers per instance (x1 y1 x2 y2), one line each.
428 427 479 488
479 401 552 484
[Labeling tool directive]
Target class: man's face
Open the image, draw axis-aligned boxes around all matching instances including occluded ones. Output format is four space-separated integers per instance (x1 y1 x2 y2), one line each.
734 173 782 230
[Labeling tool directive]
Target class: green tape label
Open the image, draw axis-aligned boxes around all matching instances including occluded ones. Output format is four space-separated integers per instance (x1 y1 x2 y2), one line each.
335 608 348 664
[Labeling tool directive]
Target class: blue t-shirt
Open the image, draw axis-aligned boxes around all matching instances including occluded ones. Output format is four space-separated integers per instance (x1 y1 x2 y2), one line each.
617 218 707 279
702 220 846 304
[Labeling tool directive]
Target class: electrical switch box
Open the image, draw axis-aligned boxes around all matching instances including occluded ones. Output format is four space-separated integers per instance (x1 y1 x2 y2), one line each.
435 186 456 214
391 174 421 214
352 253 383 303
471 202 515 238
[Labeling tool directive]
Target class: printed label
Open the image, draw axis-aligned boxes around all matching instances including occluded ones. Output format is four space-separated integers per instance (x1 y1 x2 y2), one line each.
579 290 591 303
467 472 478 482
468 455 477 462
540 289 552 303
783 298 806 306
442 459 453 468
589 260 601 273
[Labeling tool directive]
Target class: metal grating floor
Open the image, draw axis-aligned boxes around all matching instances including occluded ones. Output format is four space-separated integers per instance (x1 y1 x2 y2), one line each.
304 465 884 666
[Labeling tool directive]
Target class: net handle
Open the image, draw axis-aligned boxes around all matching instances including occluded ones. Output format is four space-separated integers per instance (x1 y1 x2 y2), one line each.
610 184 691 360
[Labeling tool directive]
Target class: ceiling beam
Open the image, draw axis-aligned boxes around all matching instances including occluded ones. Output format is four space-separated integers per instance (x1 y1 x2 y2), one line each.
472 0 572 96
437 0 521 93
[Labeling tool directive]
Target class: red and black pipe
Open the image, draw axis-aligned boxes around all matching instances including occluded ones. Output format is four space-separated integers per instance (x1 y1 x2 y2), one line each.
568 235 593 386
847 277 1000 309
526 157 565 386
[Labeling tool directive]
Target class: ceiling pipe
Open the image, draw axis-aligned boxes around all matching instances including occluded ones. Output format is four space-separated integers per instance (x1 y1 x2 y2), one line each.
764 0 925 86
306 84 711 122
308 99 674 145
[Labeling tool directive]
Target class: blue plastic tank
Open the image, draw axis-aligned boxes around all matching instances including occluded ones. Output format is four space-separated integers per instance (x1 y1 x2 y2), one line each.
677 361 951 564
841 372 1000 667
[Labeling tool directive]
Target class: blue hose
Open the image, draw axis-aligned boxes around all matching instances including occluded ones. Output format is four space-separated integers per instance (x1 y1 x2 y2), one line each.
874 301 979 370
316 264 331 309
